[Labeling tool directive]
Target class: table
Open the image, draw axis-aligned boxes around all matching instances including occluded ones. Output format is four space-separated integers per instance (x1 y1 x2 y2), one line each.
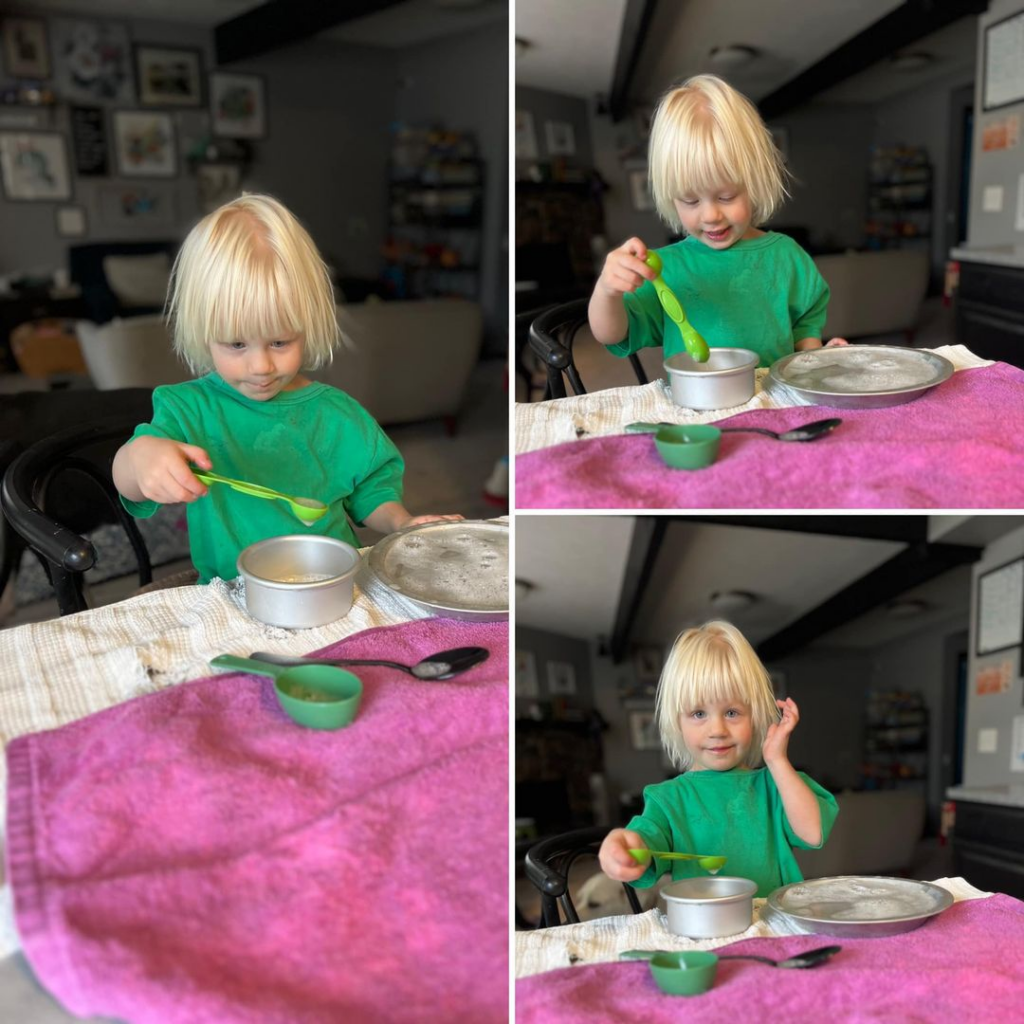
514 346 1024 509
515 877 1024 1022
0 553 509 1022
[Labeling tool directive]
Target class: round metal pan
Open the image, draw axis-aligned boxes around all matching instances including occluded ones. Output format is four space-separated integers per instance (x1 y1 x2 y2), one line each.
769 346 953 409
766 875 954 938
367 520 508 622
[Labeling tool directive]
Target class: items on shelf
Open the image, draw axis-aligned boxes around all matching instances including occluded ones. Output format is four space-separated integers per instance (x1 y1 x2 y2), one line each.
859 689 929 788
864 145 932 250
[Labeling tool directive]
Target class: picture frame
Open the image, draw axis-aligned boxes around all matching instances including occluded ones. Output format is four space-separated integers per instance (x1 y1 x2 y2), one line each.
629 168 655 212
515 650 539 699
0 131 71 201
196 162 242 214
98 183 175 228
515 109 537 160
134 45 203 108
69 105 109 176
546 661 577 697
633 645 663 682
976 557 1024 656
2 17 50 79
55 205 87 237
983 9 1024 112
210 72 266 139
52 18 134 104
113 110 177 178
629 710 661 751
545 120 575 157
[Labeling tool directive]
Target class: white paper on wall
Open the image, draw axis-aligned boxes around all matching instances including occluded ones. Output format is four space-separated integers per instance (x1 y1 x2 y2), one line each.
984 185 1004 211
978 728 998 753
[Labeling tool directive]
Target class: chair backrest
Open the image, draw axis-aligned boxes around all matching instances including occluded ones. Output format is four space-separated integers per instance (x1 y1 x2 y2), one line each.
524 825 643 927
526 298 650 399
68 240 177 323
75 315 193 390
1 418 154 615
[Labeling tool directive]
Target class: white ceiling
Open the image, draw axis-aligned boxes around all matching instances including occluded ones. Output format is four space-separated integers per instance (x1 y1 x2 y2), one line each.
515 0 976 108
515 516 1024 653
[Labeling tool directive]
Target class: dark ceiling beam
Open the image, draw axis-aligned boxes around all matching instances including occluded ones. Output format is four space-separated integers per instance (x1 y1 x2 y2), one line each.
609 0 657 122
756 541 981 662
215 0 407 66
758 0 988 120
673 515 934 544
610 517 668 663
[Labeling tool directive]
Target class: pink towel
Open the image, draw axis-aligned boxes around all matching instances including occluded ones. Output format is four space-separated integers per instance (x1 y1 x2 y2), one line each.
6 618 508 1023
516 363 1024 508
516 894 1024 1022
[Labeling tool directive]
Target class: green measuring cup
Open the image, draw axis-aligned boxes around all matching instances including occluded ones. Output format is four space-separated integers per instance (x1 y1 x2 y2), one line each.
629 848 728 873
645 251 710 363
193 469 328 525
653 424 721 470
210 653 362 730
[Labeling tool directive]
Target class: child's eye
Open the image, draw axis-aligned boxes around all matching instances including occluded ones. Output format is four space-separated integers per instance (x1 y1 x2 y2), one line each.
719 195 736 203
680 199 699 207
690 710 705 720
226 341 247 351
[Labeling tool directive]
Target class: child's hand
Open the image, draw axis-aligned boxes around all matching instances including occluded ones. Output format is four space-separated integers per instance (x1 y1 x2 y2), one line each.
762 697 800 767
123 436 212 505
598 828 649 882
824 337 850 347
597 237 657 298
400 514 465 528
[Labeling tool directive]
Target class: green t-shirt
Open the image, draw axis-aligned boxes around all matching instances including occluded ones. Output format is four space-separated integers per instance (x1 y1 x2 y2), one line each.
626 767 839 897
121 374 404 583
611 232 830 369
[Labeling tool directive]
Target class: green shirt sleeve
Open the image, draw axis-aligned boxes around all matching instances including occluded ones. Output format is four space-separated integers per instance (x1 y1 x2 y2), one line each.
791 260 830 343
624 785 675 889
343 421 405 526
782 772 839 850
608 281 665 359
119 385 184 520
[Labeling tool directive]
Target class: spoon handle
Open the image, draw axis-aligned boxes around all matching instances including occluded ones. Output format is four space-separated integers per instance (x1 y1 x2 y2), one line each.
194 470 286 502
719 426 779 438
249 651 408 673
716 954 780 966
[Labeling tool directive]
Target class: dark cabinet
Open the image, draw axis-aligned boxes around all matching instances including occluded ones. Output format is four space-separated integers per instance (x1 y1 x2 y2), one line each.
950 800 1024 899
953 261 1024 368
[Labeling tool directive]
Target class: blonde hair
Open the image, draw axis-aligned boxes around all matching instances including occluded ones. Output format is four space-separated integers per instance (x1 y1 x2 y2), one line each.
655 620 780 771
648 74 788 232
167 193 339 373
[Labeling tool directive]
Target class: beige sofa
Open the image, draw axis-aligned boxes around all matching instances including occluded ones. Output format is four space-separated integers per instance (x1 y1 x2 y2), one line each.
75 298 482 427
814 249 929 340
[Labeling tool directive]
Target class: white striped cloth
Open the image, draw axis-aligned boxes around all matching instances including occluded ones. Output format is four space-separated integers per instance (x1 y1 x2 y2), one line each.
514 876 992 979
514 346 994 455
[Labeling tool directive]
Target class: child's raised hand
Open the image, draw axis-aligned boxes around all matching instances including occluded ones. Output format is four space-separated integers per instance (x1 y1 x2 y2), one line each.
598 828 649 882
597 237 657 298
761 697 800 766
124 436 212 505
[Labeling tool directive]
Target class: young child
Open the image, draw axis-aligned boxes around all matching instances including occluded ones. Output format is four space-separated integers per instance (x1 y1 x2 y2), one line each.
112 193 461 584
589 74 848 368
598 621 838 897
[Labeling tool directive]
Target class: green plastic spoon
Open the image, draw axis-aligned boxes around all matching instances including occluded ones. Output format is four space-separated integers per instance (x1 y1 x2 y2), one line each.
629 848 727 873
193 469 328 525
644 251 710 363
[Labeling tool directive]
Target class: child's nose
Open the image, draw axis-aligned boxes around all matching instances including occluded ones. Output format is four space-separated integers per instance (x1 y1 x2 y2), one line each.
249 349 273 373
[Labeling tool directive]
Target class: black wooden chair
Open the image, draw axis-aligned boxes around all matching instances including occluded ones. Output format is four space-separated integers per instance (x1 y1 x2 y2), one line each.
527 298 651 399
1 418 156 615
524 825 643 928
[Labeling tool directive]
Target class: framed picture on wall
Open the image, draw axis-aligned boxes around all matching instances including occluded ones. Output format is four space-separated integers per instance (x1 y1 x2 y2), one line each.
55 204 87 237
546 661 577 696
545 120 575 156
515 650 539 699
0 131 71 200
976 557 1024 656
630 710 661 751
628 168 654 212
515 109 537 160
983 9 1024 111
210 72 266 139
196 162 242 213
52 18 134 104
134 45 203 107
2 17 51 78
113 110 177 177
98 183 175 228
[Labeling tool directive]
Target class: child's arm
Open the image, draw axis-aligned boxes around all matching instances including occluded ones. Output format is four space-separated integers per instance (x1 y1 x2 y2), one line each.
362 501 463 535
598 828 649 882
762 697 823 846
794 337 850 350
588 237 657 345
112 436 212 505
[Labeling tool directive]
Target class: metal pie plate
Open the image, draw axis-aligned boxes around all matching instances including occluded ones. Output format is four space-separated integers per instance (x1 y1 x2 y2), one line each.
767 875 953 938
367 520 508 621
769 346 953 409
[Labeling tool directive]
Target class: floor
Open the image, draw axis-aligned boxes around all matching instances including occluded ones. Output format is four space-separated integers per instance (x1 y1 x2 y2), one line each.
1 357 507 629
517 295 957 401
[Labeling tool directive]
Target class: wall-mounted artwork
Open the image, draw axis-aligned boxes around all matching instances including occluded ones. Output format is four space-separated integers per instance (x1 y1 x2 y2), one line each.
197 163 241 214
2 17 51 78
210 72 266 139
52 19 133 104
630 710 661 751
135 45 203 107
545 120 575 157
98 184 175 228
114 110 177 177
69 105 108 176
55 205 87 237
515 110 537 160
546 661 577 696
0 131 71 201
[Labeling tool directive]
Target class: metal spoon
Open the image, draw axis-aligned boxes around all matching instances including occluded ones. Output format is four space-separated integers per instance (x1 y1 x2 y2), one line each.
625 417 842 442
193 469 328 524
247 646 490 681
621 945 842 969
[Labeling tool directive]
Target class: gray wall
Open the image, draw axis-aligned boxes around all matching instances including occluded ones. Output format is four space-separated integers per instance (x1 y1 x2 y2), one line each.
397 22 508 338
515 85 594 171
962 523 1024 787
515 625 594 714
966 0 1024 249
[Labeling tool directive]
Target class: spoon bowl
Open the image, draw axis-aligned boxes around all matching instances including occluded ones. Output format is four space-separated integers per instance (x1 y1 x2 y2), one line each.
194 469 328 524
248 645 489 681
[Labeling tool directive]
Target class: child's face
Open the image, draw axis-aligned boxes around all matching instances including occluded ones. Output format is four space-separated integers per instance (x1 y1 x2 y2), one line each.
210 334 305 401
673 185 756 250
678 696 754 771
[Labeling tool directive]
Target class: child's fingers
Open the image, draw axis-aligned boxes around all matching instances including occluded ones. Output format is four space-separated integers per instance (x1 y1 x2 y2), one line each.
178 443 212 469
